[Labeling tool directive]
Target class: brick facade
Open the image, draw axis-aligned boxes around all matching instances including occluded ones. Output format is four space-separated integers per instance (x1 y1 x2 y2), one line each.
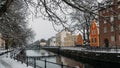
99 0 120 47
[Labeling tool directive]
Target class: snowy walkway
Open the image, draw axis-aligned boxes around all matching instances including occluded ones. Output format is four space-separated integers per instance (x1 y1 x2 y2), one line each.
61 47 120 53
0 53 33 68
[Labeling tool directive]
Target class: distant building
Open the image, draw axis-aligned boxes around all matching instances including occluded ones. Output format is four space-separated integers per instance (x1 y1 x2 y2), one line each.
40 39 47 46
49 37 56 46
56 28 77 46
72 35 78 45
99 0 120 47
40 42 46 46
64 33 75 46
76 34 83 46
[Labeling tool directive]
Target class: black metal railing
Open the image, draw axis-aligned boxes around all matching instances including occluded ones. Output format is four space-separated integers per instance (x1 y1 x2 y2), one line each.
25 56 76 68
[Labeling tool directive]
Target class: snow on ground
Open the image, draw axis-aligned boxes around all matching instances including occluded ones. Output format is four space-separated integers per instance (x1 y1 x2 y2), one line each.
1 57 33 68
0 51 33 68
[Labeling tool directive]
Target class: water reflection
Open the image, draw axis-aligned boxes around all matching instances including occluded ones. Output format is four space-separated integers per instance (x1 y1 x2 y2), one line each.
25 50 120 68
26 50 55 56
26 50 84 68
56 56 84 68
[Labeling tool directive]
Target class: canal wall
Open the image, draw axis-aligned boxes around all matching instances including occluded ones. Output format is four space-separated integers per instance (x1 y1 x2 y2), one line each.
43 47 120 64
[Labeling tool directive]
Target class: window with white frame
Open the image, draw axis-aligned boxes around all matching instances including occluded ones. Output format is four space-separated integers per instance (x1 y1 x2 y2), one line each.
111 36 115 41
110 15 114 22
104 27 107 33
111 26 114 32
118 14 120 20
104 20 107 24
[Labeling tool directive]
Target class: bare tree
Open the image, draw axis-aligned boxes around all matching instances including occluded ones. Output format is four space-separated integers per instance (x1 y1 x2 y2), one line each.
0 0 34 47
0 0 13 16
22 0 98 33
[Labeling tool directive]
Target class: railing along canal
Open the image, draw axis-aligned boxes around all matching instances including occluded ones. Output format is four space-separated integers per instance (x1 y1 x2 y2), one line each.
26 55 76 68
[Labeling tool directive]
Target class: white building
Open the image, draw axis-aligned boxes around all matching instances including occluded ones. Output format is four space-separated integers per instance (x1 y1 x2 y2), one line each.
56 28 73 46
40 42 46 46
49 37 56 46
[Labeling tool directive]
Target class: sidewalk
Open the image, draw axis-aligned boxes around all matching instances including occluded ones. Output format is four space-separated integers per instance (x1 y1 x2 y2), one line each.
0 52 33 68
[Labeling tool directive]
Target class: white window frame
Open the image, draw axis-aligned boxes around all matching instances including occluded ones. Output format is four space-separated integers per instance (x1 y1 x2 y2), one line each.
104 20 107 24
104 27 107 33
110 15 114 22
111 26 114 32
111 36 115 42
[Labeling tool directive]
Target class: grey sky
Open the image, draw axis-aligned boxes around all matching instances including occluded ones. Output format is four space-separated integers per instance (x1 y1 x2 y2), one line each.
29 18 57 41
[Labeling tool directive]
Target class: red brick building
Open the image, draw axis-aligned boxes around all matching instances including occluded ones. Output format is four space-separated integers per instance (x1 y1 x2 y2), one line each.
99 0 120 48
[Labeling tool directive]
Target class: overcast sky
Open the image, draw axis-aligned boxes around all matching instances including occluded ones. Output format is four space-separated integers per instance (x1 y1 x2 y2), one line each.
28 18 57 41
29 0 102 41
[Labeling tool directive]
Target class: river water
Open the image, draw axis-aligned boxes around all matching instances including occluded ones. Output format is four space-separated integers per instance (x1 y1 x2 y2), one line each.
25 49 119 68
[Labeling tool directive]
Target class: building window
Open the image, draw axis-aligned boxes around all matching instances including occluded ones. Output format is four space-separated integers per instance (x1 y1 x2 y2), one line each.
111 26 114 32
110 16 114 22
118 14 120 20
118 4 120 8
111 36 115 41
92 38 93 43
94 38 97 43
104 20 107 24
109 7 112 11
104 27 107 33
92 30 96 34
94 30 96 34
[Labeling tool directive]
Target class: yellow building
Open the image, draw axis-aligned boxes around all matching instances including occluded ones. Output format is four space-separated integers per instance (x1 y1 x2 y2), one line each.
56 28 77 46
64 33 75 46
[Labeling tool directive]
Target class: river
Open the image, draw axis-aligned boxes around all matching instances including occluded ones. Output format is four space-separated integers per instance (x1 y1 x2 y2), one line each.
25 49 119 68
